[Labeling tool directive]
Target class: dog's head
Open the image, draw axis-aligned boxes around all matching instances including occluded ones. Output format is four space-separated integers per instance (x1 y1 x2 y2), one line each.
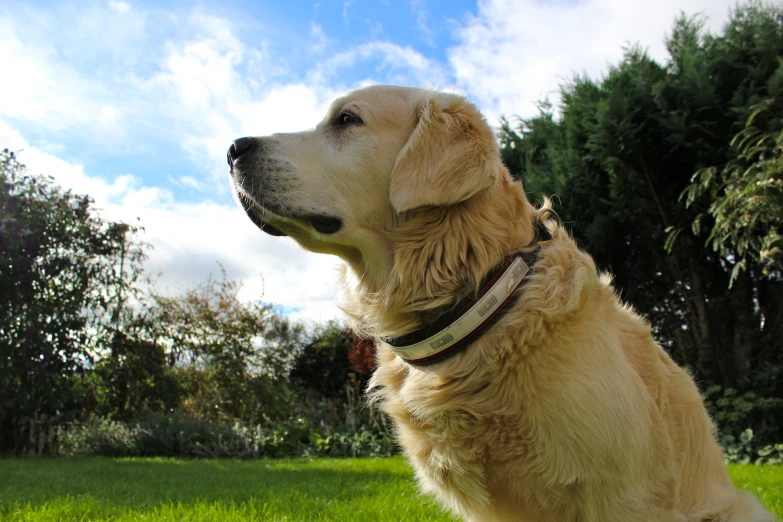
228 86 515 277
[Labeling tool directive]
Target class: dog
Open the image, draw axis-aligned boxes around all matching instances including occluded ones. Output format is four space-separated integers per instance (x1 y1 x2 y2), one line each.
227 85 774 522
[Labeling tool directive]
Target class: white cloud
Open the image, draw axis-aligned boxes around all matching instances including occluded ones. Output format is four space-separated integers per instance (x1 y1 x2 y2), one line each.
125 14 346 195
0 5 149 136
176 175 206 192
128 198 343 323
0 121 135 203
0 20 97 126
449 0 738 123
310 21 331 54
0 120 345 322
96 105 126 144
314 41 445 87
410 0 435 46
108 0 132 13
161 16 244 105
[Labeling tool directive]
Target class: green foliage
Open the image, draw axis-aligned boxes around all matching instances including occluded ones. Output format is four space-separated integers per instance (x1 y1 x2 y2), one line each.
730 431 783 467
146 269 306 422
0 149 146 453
59 413 395 459
91 332 182 420
499 105 570 200
290 320 355 397
59 417 142 457
703 385 783 447
681 97 783 283
720 428 783 465
306 429 394 458
498 4 783 405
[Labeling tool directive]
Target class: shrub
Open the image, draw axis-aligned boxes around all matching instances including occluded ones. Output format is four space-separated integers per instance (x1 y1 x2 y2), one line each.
721 428 783 466
59 412 396 459
703 385 783 446
59 417 143 457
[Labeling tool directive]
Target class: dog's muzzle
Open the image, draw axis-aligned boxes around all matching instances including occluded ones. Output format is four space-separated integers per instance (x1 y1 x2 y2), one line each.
227 137 287 237
227 137 343 237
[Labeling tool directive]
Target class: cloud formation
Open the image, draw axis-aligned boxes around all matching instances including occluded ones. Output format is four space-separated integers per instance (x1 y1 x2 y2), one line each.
449 0 738 122
0 120 342 323
0 0 738 322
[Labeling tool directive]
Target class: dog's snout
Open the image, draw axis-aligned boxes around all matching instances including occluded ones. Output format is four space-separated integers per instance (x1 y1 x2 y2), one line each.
227 137 256 167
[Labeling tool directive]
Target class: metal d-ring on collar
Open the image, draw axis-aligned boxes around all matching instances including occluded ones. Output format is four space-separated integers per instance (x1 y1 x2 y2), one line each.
535 207 562 241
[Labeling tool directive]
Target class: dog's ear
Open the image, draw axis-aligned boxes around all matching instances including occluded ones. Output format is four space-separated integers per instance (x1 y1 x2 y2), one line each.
389 92 501 213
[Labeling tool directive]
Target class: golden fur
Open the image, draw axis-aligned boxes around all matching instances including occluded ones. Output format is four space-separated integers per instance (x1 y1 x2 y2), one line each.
230 85 774 522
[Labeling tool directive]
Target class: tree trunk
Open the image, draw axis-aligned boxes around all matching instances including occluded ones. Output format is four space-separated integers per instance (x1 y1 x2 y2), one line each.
759 278 783 340
687 260 723 383
730 268 754 385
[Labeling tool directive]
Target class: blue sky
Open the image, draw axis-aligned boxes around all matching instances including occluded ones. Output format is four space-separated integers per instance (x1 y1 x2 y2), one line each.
3 0 476 202
0 0 738 322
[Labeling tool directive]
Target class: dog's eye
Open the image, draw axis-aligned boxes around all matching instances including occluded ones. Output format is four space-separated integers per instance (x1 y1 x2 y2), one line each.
337 111 363 126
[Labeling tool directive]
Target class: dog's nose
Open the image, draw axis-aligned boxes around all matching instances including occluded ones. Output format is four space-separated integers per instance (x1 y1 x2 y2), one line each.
227 137 256 167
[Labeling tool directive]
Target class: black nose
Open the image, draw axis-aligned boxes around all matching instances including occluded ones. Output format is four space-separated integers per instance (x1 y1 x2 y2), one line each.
227 137 256 167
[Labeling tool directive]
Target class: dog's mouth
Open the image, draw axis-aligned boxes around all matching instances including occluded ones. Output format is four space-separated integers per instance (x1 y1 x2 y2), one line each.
237 191 342 237
258 221 288 237
237 192 287 236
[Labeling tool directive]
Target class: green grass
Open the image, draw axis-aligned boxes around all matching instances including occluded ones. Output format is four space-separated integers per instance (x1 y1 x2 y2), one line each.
0 458 780 521
0 457 455 521
728 463 783 518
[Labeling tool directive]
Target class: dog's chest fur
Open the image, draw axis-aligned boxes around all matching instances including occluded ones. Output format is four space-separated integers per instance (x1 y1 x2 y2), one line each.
372 339 575 522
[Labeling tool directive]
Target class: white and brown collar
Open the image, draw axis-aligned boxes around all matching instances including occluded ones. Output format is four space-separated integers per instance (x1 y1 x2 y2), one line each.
383 212 559 365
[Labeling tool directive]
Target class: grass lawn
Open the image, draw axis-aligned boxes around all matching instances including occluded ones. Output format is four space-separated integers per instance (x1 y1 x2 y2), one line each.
727 463 783 519
0 457 780 521
0 457 454 522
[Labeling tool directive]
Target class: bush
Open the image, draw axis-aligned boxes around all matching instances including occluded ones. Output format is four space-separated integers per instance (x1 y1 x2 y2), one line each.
306 430 394 458
59 417 143 457
703 385 783 447
721 428 783 466
59 412 396 459
290 321 355 398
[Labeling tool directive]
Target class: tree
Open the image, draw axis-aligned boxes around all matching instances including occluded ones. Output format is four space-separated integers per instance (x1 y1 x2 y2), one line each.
147 268 305 422
498 4 783 401
290 320 355 398
0 149 145 453
91 327 182 421
680 97 783 282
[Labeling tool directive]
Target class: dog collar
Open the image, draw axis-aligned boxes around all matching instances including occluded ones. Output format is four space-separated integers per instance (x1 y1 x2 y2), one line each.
383 214 558 366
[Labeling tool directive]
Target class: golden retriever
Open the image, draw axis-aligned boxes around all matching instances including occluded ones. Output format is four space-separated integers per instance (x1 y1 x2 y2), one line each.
227 85 774 522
